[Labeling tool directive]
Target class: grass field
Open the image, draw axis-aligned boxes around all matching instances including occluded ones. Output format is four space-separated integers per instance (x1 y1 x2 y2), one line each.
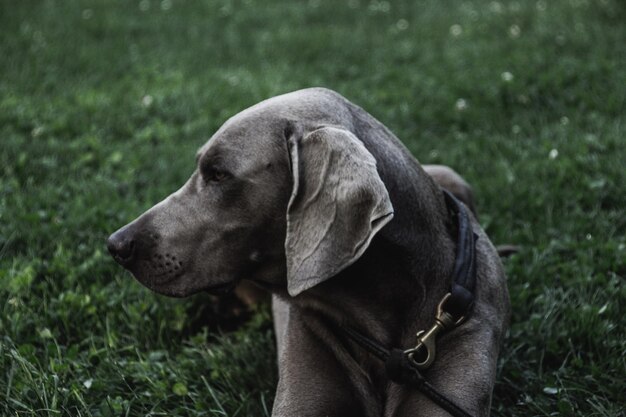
1 0 624 415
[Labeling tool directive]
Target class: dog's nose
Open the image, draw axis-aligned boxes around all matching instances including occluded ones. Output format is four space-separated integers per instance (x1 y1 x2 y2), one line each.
107 228 136 265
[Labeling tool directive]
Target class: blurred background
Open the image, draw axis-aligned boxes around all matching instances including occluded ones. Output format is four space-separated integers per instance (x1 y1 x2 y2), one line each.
1 0 624 415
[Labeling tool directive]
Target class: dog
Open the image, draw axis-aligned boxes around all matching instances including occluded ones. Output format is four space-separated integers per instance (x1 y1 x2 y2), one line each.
108 88 510 416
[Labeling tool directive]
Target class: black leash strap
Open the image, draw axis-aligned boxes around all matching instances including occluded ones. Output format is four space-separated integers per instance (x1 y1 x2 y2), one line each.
342 189 479 417
343 327 473 417
385 349 473 417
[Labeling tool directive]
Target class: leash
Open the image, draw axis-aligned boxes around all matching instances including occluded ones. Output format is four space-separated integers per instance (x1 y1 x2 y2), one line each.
342 189 478 417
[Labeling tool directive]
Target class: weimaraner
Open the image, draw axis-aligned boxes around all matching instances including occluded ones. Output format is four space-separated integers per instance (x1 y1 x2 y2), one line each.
108 88 510 417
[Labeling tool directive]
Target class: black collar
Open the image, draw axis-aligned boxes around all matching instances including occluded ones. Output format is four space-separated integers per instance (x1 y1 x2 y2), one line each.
341 189 479 417
441 188 478 319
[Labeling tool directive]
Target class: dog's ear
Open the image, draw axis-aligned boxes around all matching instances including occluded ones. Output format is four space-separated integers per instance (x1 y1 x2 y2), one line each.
285 126 393 296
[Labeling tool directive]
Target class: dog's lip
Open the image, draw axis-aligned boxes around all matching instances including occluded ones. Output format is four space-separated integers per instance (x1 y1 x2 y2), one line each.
205 281 237 295
135 266 183 285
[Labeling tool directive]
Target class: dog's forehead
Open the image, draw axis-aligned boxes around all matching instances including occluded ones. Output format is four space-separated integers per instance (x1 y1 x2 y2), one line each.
195 114 283 164
195 88 344 162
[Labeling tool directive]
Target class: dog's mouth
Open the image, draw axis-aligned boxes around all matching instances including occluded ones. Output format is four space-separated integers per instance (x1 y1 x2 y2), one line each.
128 260 239 297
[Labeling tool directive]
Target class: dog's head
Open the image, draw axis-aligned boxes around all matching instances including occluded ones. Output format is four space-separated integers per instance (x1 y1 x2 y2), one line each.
108 103 393 297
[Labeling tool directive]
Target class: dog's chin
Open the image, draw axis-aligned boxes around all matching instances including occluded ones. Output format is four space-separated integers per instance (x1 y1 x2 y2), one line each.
204 281 238 296
130 270 194 298
131 269 238 298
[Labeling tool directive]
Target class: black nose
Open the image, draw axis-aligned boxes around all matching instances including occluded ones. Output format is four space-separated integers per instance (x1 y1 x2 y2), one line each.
107 228 136 265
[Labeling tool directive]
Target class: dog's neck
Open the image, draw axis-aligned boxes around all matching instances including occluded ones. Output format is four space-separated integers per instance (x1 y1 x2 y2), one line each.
288 187 457 349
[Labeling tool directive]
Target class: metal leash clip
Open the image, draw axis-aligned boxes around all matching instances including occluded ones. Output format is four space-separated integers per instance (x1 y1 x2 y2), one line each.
404 293 466 370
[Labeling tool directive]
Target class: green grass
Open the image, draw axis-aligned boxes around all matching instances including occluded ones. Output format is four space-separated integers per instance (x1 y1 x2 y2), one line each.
1 0 624 415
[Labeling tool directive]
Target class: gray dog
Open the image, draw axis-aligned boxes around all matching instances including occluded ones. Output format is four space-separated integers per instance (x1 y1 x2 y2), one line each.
108 88 510 417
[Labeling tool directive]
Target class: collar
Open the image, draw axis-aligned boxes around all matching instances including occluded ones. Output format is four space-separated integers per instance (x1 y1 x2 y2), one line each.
440 188 478 320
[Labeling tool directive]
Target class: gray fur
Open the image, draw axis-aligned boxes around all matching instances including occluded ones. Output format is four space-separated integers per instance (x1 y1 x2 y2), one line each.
108 87 510 417
423 164 477 218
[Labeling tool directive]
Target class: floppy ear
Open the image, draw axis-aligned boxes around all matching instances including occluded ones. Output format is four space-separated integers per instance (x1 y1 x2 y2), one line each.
285 126 394 296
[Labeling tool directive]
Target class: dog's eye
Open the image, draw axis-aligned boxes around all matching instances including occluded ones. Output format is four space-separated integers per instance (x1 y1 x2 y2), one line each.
203 168 230 183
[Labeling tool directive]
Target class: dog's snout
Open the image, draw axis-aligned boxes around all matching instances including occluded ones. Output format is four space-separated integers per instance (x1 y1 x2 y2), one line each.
107 228 136 265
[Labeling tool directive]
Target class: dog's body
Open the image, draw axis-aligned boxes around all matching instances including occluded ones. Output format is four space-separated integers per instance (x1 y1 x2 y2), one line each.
108 88 510 416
